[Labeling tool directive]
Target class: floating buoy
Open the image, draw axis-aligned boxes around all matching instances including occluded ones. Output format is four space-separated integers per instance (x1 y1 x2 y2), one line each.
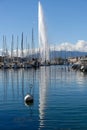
24 94 34 105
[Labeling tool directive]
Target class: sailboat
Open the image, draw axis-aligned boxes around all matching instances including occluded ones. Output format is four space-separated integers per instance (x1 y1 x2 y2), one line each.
31 28 40 68
23 35 32 69
11 35 21 69
2 36 9 69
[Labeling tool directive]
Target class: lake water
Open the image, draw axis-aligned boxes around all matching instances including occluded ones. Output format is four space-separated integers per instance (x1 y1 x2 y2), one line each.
0 66 87 130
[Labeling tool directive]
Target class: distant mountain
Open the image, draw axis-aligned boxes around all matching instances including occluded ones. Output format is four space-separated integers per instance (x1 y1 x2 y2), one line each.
49 51 87 59
0 49 87 59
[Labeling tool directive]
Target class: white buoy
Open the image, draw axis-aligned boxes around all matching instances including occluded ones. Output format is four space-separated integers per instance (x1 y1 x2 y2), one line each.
24 94 33 105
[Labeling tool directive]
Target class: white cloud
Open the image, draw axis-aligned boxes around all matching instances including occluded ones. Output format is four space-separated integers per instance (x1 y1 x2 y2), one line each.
51 40 87 52
75 40 87 52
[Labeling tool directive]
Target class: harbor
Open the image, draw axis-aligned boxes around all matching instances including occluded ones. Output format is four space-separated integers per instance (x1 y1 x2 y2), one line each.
0 0 87 130
71 56 87 72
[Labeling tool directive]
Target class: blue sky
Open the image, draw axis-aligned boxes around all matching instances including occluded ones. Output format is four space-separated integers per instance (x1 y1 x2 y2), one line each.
0 0 87 50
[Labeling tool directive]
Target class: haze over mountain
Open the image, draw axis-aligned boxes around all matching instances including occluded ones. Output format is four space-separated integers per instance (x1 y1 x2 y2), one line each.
0 40 87 58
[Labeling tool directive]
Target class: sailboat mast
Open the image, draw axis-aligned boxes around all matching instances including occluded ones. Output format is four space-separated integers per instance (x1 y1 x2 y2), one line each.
16 36 19 60
32 28 34 59
11 35 14 58
5 36 8 57
2 35 5 58
21 32 24 59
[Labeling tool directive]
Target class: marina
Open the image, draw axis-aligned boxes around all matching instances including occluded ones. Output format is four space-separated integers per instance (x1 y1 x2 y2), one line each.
0 0 87 129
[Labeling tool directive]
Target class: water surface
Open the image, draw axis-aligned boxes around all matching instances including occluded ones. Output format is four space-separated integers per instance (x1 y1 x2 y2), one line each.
0 66 87 130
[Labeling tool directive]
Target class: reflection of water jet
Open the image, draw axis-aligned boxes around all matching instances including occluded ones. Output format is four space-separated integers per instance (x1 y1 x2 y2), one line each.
39 67 50 127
